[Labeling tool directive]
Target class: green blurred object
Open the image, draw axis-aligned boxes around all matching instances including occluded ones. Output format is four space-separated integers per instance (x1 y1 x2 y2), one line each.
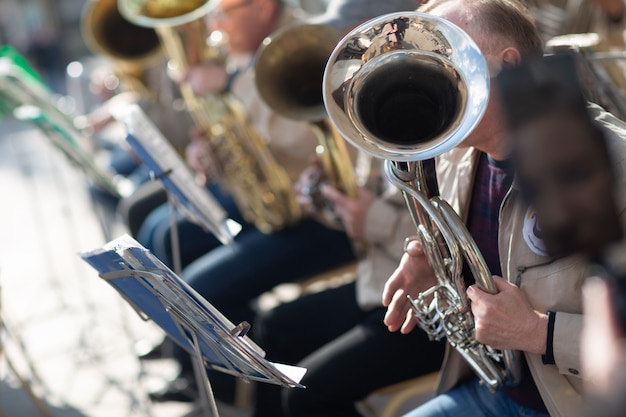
0 45 44 83
0 44 125 198
0 45 47 117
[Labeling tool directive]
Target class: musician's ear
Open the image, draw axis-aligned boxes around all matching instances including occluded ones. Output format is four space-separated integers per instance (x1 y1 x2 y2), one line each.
486 47 521 78
501 47 522 69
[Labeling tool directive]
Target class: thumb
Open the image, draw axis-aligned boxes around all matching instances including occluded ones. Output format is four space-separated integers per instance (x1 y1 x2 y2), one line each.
404 237 424 257
492 275 515 293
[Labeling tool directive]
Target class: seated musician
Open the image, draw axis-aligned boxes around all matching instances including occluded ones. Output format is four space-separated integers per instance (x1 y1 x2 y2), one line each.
245 1 448 417
382 1 626 417
142 0 357 405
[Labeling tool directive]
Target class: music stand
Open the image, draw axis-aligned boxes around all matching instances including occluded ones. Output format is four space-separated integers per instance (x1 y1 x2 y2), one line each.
110 103 241 273
80 234 306 417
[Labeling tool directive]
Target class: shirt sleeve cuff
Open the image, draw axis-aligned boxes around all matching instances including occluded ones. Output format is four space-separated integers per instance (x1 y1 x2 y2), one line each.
542 310 556 365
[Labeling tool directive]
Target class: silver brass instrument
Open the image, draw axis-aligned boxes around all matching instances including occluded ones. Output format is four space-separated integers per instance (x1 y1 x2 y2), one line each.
323 12 521 390
119 0 301 234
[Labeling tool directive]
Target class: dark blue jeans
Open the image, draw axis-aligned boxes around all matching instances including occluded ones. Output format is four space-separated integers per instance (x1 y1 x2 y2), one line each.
144 185 358 383
252 282 446 417
182 215 357 326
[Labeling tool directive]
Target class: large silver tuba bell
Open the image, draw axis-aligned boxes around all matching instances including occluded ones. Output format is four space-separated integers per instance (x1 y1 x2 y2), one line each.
323 11 521 390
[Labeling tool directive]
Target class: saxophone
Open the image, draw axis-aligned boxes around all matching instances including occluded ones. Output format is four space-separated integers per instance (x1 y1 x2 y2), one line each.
118 0 301 233
323 12 521 391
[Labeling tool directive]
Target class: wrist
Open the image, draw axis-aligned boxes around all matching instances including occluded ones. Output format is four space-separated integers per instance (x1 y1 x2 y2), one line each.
528 310 549 355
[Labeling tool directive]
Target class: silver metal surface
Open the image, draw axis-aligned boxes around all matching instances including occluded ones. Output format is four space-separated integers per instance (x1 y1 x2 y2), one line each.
323 12 489 162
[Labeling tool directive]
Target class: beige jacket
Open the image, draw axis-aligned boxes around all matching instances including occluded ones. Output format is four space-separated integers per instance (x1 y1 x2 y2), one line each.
433 103 626 417
355 162 416 310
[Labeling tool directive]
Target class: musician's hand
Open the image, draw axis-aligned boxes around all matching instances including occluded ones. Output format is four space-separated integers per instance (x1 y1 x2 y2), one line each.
294 157 325 216
320 184 375 240
179 64 229 96
383 239 437 334
467 275 548 354
185 128 218 184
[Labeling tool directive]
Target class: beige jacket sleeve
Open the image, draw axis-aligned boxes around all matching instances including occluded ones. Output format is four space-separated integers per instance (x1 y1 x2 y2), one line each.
363 186 411 252
553 312 584 376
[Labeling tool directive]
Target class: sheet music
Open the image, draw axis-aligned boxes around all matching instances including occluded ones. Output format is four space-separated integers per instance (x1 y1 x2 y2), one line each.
110 103 241 245
80 234 306 388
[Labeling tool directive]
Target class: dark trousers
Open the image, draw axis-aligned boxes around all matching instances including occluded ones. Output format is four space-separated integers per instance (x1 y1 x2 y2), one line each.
165 205 357 396
252 281 446 417
135 183 256 270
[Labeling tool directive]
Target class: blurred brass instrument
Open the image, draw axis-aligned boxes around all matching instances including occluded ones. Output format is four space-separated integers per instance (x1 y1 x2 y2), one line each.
118 0 301 233
546 32 626 121
323 12 521 390
255 23 358 203
82 0 164 97
0 46 128 198
255 22 366 255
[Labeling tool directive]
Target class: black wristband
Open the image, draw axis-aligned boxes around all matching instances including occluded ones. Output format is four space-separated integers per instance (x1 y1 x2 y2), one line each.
542 310 556 365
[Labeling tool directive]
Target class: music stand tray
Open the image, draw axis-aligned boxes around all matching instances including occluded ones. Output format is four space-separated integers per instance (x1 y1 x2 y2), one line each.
79 234 306 416
110 103 241 247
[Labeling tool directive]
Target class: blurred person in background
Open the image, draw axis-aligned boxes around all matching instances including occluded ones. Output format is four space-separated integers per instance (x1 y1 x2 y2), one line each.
505 52 626 417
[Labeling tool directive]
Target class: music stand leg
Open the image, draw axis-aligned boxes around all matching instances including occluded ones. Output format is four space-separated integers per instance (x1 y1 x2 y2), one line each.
1 284 53 417
189 330 220 417
167 192 182 276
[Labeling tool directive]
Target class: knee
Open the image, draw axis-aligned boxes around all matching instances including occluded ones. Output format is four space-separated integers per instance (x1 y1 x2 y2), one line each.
252 307 282 353
253 306 304 365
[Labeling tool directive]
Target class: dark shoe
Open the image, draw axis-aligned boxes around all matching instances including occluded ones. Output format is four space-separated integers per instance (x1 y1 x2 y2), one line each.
149 374 198 403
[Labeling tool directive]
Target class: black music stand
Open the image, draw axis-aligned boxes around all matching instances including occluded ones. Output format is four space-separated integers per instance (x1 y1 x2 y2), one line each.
110 103 241 274
80 234 306 417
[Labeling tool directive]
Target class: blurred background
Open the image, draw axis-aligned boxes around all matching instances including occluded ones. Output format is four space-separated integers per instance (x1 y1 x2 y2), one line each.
0 0 328 95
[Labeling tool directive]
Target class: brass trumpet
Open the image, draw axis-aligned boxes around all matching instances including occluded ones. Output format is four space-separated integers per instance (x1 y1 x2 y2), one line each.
323 12 521 390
